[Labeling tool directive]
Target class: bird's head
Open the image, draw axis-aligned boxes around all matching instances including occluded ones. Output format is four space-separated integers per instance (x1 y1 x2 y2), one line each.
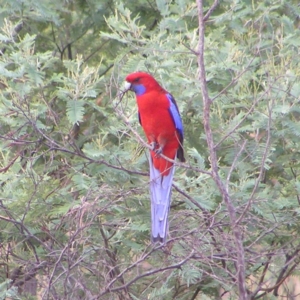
124 72 162 96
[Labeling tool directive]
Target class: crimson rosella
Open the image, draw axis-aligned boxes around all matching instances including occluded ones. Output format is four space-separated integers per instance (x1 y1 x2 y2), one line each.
124 71 185 243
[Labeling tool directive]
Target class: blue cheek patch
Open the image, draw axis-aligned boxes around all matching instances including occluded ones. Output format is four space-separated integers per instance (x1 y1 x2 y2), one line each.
132 84 146 95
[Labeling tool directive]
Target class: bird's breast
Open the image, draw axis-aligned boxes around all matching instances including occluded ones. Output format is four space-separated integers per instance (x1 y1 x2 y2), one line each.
137 92 176 138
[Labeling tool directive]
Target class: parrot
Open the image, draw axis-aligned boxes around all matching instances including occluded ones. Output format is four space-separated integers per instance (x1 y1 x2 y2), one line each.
124 71 185 243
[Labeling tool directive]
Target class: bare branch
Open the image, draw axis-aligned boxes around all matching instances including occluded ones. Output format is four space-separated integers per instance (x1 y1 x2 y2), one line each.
203 0 219 21
196 0 247 299
97 251 195 298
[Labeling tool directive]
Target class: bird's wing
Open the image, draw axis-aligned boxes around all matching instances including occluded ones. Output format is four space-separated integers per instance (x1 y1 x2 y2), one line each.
166 93 184 143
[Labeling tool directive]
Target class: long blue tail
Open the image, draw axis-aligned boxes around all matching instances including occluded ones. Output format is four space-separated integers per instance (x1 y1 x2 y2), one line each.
149 156 175 243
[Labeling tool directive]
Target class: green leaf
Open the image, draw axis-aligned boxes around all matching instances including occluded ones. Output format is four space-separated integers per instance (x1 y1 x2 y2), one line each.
66 99 85 124
187 147 205 169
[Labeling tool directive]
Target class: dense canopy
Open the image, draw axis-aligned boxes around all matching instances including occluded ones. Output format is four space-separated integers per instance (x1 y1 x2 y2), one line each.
1 0 300 299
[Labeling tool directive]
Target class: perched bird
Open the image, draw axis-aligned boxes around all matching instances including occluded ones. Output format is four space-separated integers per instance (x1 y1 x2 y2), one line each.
124 71 185 243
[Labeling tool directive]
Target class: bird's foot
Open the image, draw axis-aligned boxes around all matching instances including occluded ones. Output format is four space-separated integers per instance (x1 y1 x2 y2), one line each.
149 142 157 151
149 142 163 157
154 146 163 157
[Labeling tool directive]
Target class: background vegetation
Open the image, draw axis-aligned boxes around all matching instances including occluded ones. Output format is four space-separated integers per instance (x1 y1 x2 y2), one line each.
1 0 300 299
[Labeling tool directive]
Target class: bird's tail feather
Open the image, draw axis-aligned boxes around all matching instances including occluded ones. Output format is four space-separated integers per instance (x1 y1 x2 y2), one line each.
149 156 175 243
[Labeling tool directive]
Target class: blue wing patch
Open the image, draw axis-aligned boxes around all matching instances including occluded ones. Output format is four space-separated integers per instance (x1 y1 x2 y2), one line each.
166 93 184 143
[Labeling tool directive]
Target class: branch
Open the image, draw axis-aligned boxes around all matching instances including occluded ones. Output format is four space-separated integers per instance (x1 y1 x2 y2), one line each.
97 250 195 298
173 183 207 212
83 40 110 63
196 0 247 299
10 99 148 177
203 0 219 21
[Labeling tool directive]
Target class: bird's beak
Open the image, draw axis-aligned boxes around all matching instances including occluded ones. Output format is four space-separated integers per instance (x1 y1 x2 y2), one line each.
124 81 132 91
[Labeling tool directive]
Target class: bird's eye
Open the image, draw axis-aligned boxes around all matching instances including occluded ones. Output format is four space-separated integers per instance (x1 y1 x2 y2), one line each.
134 78 140 83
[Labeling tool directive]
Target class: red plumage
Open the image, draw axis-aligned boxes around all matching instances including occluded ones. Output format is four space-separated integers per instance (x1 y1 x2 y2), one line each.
126 72 184 173
137 89 180 175
125 71 185 243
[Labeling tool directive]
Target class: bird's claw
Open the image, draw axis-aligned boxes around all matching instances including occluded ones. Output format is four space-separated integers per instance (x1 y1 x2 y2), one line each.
149 142 157 151
149 142 163 157
154 146 163 157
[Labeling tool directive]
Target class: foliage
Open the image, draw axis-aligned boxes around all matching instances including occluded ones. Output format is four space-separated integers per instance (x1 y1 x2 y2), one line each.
1 0 300 299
